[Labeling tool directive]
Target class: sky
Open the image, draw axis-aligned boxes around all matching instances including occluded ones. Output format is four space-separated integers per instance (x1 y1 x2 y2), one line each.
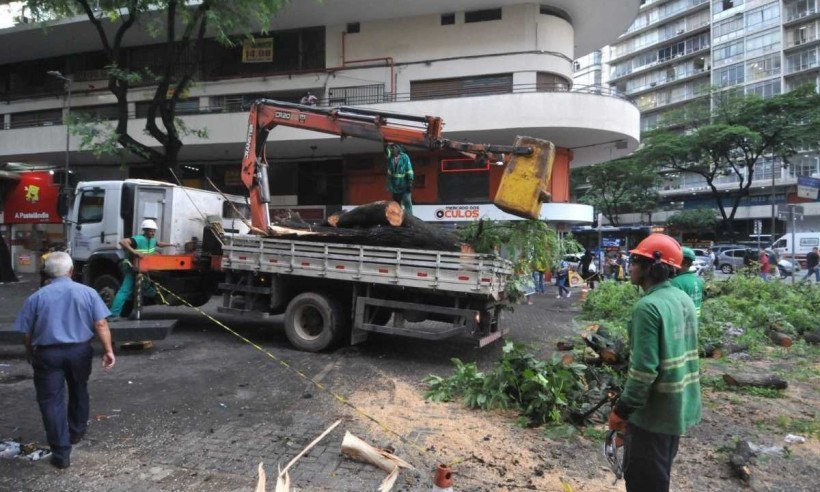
0 2 22 29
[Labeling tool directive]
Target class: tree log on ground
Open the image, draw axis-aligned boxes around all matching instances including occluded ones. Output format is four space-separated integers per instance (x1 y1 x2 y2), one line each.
701 343 749 358
722 373 788 389
729 440 754 482
326 201 404 228
767 329 793 347
803 330 820 345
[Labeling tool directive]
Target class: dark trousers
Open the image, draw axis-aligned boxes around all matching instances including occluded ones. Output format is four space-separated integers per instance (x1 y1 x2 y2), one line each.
623 423 680 492
32 342 93 462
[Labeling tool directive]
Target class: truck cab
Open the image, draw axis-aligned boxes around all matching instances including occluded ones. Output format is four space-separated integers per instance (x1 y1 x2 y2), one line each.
68 179 247 310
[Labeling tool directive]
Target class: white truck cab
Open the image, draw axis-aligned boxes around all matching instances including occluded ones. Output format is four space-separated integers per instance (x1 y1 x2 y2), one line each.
68 179 247 309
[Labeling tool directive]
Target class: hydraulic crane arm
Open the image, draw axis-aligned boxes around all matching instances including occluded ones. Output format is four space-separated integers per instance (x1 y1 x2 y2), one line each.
241 99 552 231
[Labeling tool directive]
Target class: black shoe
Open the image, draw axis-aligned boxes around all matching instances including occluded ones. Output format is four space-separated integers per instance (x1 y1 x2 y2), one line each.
70 432 85 445
50 456 70 469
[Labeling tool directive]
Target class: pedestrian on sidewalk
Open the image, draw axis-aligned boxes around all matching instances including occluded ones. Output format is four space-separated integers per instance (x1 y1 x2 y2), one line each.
803 246 819 283
13 252 115 469
608 234 701 492
581 250 596 289
759 249 771 282
555 260 570 298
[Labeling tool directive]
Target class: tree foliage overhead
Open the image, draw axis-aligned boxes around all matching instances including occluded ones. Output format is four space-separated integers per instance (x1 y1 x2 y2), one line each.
25 0 288 178
640 85 820 232
572 157 659 226
665 208 718 235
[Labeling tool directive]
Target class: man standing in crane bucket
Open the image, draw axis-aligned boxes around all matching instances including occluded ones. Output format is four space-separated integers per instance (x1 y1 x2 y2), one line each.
109 219 175 318
385 143 414 215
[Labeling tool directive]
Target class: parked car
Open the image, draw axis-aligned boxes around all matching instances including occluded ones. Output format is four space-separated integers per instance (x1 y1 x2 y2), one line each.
716 248 797 277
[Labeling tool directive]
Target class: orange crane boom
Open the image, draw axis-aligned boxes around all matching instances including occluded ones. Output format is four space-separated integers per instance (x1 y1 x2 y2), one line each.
240 100 553 230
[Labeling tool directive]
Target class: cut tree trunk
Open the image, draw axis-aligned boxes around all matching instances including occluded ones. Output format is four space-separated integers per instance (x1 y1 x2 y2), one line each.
767 329 793 347
326 201 404 228
729 440 754 482
803 330 820 345
722 373 788 390
701 343 749 358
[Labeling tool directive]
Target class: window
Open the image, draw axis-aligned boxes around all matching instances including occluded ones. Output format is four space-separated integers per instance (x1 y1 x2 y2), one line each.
713 14 744 41
346 22 360 34
465 8 502 23
800 237 820 247
746 78 781 98
410 74 512 100
745 29 780 57
786 48 819 73
745 2 779 32
713 40 744 66
78 190 105 224
713 0 743 14
746 54 780 81
440 13 455 25
714 62 744 87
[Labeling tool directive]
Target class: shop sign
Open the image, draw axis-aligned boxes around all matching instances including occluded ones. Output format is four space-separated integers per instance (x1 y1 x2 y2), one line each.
242 38 274 63
797 176 820 200
3 172 62 224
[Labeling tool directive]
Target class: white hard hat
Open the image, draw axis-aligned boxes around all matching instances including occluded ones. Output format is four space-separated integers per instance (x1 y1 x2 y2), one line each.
141 219 158 230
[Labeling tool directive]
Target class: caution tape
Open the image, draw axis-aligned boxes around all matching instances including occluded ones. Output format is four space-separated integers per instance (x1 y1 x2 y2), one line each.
143 276 464 468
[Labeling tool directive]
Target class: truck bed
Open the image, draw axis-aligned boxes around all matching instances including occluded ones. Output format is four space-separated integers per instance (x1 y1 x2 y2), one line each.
221 234 513 299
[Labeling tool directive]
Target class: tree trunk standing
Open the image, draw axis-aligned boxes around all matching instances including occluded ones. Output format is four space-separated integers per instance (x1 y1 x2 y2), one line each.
0 233 19 283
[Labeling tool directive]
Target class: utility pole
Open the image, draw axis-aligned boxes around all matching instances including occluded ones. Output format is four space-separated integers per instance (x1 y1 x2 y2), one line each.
777 204 803 284
770 160 777 248
47 71 72 247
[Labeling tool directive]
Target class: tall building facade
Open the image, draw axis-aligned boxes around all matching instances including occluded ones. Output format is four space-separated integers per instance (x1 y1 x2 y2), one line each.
0 1 641 233
586 0 820 234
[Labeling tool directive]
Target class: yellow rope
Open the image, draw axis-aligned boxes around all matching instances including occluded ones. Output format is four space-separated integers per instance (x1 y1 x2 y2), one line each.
144 277 463 467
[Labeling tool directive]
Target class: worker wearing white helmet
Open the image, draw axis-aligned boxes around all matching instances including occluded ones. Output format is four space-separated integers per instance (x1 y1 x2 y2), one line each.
109 219 175 318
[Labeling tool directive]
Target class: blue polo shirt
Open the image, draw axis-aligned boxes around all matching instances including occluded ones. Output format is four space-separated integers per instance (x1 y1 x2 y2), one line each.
14 277 110 346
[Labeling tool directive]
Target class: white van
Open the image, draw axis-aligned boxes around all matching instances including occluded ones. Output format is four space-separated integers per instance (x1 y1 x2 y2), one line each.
771 232 820 265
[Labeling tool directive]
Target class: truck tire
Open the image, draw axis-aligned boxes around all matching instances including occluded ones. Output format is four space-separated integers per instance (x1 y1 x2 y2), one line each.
92 274 132 318
284 292 345 352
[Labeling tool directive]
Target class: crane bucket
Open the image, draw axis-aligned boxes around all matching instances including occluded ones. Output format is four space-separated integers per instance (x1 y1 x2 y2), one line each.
493 137 555 220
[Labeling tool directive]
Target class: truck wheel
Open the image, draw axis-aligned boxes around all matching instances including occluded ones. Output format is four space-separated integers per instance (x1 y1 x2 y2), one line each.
284 293 345 352
92 274 132 317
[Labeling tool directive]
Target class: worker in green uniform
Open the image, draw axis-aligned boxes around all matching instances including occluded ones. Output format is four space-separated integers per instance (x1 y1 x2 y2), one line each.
385 143 414 215
109 219 175 318
607 233 701 492
670 247 704 317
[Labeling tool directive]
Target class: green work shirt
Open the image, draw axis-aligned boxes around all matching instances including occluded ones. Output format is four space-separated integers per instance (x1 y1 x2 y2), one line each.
616 281 702 436
130 234 157 256
669 271 703 317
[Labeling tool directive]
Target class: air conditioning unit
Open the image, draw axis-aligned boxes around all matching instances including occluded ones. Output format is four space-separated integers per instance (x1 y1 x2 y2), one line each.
650 81 657 86
676 29 685 35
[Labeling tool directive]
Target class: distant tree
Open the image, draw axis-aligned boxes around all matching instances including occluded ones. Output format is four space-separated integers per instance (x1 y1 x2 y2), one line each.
665 209 718 236
572 157 660 227
639 85 820 233
26 0 288 179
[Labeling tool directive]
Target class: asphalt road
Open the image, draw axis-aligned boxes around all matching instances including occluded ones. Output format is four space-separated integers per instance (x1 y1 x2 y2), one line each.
0 275 580 491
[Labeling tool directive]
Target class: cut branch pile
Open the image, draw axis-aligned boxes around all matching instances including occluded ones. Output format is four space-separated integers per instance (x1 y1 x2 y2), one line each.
266 201 469 252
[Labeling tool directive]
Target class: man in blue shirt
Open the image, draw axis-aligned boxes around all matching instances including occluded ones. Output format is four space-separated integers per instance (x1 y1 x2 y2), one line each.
14 252 115 469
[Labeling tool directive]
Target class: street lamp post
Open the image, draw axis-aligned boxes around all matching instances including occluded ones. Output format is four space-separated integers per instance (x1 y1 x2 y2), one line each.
47 71 72 247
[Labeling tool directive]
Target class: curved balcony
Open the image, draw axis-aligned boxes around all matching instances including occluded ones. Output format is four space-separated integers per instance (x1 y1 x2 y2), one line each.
0 83 640 169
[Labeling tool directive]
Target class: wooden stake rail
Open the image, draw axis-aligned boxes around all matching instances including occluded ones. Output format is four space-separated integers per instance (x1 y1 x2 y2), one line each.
221 234 512 298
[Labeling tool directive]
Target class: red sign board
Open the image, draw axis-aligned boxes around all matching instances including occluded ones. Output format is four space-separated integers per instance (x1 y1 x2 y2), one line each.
3 171 62 224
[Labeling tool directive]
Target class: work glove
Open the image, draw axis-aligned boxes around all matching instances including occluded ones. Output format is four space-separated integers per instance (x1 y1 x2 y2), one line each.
607 411 627 447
